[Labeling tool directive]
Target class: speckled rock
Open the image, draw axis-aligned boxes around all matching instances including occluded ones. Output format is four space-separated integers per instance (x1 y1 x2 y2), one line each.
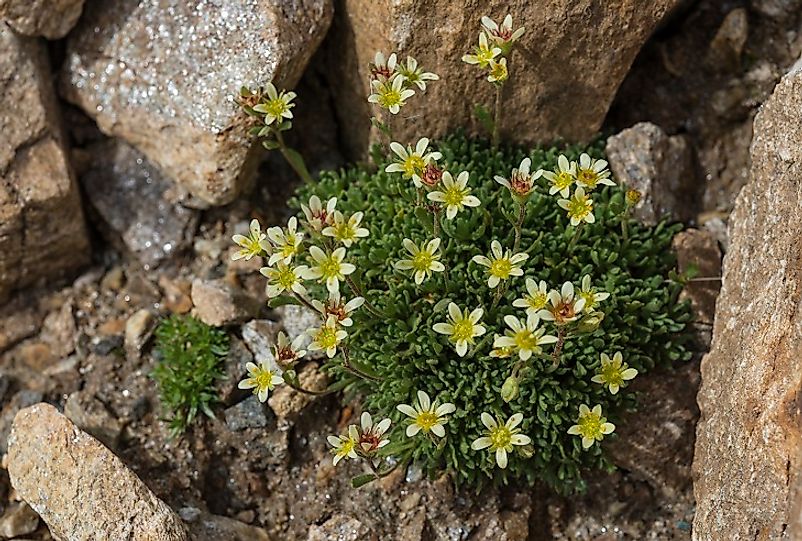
190 278 261 327
307 514 376 541
672 229 722 326
0 0 84 39
186 511 271 541
7 403 190 540
606 122 699 226
64 390 123 450
0 502 39 538
0 27 90 302
326 0 684 157
693 68 802 540
60 0 333 205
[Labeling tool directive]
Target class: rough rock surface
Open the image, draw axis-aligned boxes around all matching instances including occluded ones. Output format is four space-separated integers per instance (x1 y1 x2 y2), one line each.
60 0 333 205
0 0 84 39
190 278 261 327
606 122 699 225
7 403 190 540
0 27 90 302
326 0 685 157
693 68 802 540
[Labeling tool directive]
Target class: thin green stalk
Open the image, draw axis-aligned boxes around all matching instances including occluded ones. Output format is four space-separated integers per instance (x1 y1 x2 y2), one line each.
341 346 381 382
492 84 503 150
566 223 584 254
275 129 314 184
344 275 385 318
512 201 526 253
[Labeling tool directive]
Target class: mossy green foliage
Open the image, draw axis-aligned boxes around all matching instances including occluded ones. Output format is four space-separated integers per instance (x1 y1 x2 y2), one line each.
152 315 229 436
293 134 691 492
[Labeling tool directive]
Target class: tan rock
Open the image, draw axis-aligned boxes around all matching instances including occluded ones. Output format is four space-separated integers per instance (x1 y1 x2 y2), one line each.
672 229 722 326
60 0 333 205
191 278 261 327
326 0 684 157
692 69 802 540
0 27 90 302
0 0 84 39
7 403 190 540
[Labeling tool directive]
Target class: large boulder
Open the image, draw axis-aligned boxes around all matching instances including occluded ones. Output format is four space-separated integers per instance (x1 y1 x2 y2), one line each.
0 0 85 39
60 0 333 205
0 27 90 302
693 68 802 539
325 0 686 157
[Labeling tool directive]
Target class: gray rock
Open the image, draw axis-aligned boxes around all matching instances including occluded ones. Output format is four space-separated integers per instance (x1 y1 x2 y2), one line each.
191 278 261 327
0 27 90 302
40 301 77 359
7 403 190 540
81 140 199 269
61 0 333 205
0 0 84 39
749 0 802 18
64 390 123 450
275 305 320 358
218 337 253 406
90 335 124 356
606 122 699 226
187 512 270 541
0 502 39 539
241 319 280 363
0 391 43 454
307 514 375 541
225 396 269 431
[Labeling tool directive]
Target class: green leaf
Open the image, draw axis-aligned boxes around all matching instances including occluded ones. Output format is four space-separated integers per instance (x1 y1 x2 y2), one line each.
352 474 378 488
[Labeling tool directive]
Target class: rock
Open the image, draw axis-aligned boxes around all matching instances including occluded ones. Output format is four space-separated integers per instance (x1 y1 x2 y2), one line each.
0 27 90 302
672 229 722 326
268 364 327 423
40 301 77 359
241 319 280 363
90 334 124 356
225 396 270 431
0 502 39 539
7 403 190 540
307 514 375 541
125 309 156 353
64 390 123 450
606 361 700 499
81 140 200 269
0 391 43 454
159 276 193 315
693 68 802 539
275 305 320 356
749 0 802 18
0 298 44 354
191 279 261 327
605 122 699 226
60 0 333 205
186 512 271 541
325 0 685 157
707 8 748 73
0 0 84 39
218 337 253 405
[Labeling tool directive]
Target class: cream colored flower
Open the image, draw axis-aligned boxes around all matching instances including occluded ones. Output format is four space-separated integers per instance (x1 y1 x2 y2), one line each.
396 56 439 91
481 14 525 52
238 360 284 402
369 51 398 81
462 32 501 68
537 281 587 326
591 352 637 395
368 76 415 115
397 390 456 438
568 404 615 449
471 240 528 289
385 138 443 187
427 171 481 219
307 316 348 358
557 187 595 226
494 315 558 361
542 155 577 198
395 238 445 284
575 153 615 191
494 157 541 199
252 83 296 126
577 274 610 313
433 303 486 357
272 331 307 369
513 278 549 321
322 211 369 247
302 246 356 293
471 412 531 469
231 219 267 261
311 289 365 327
487 57 508 84
301 195 337 232
489 340 515 359
328 425 359 465
356 412 392 455
260 262 308 298
266 217 303 265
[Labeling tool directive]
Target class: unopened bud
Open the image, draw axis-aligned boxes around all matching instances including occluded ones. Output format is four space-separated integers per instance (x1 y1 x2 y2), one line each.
501 375 520 403
575 311 605 334
626 189 642 206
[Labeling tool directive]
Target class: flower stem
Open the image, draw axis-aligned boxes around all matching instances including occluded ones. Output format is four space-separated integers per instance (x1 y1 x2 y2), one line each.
566 223 584 254
491 84 503 150
284 378 336 396
293 291 322 315
345 275 385 318
341 346 381 382
274 129 314 185
512 201 526 253
551 328 566 367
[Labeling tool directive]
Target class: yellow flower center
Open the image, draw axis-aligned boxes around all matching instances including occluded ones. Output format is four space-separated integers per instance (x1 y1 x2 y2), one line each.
451 318 474 342
443 186 466 207
415 411 438 431
276 267 297 289
319 256 342 279
579 290 596 310
334 222 355 242
263 98 288 119
379 87 403 108
336 438 355 457
489 425 513 451
403 155 426 178
553 171 573 190
568 195 592 220
316 325 339 349
601 364 625 387
578 169 599 188
254 368 276 391
280 234 298 258
578 412 603 439
475 46 495 67
526 293 547 310
412 250 434 272
489 258 512 279
513 329 538 352
489 62 508 82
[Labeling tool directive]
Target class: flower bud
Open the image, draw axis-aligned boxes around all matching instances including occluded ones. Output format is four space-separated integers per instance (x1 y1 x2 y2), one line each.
575 311 605 334
626 189 642 206
501 375 520 403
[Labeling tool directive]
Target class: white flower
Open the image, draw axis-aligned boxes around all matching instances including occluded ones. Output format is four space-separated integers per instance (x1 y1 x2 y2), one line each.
557 187 595 226
252 83 296 126
397 390 456 438
311 289 365 327
575 153 615 191
238 360 284 402
272 331 307 368
591 352 637 395
302 246 356 293
356 412 392 454
266 217 303 265
494 314 558 361
487 57 508 84
494 157 541 198
395 238 445 284
577 274 610 313
301 195 337 232
328 425 359 465
260 262 308 298
512 278 550 321
471 412 531 469
307 316 348 358
368 76 415 115
385 138 442 187
396 56 439 91
369 51 398 81
542 155 577 198
537 281 587 326
427 171 481 219
462 32 501 68
433 303 486 357
568 404 615 449
481 14 526 51
322 211 369 247
471 240 528 288
231 219 267 261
